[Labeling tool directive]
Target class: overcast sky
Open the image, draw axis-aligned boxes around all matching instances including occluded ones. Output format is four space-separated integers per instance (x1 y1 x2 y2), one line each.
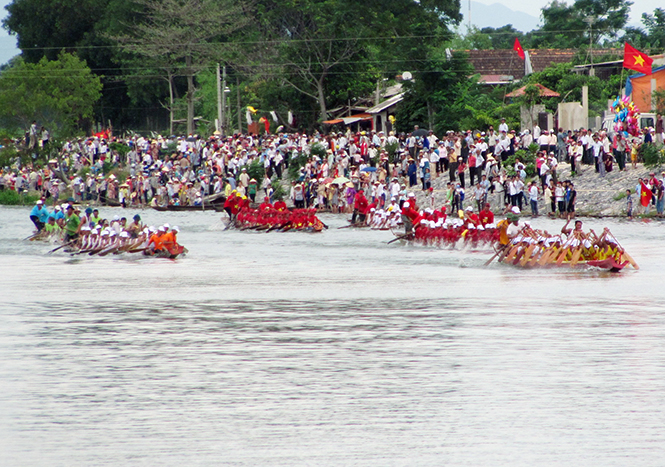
468 0 662 24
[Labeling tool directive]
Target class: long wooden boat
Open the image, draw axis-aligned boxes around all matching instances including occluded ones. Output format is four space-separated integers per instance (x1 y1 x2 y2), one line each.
151 204 222 212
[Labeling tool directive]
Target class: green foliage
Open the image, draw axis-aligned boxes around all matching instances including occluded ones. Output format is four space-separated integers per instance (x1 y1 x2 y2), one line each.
109 142 131 158
532 0 631 48
0 52 102 137
479 25 528 49
309 143 327 159
396 50 475 133
246 158 265 189
384 140 400 162
640 143 665 168
108 168 129 183
271 177 286 201
0 145 20 168
653 89 665 116
288 151 309 180
613 190 628 201
505 145 539 177
0 189 39 205
78 166 91 179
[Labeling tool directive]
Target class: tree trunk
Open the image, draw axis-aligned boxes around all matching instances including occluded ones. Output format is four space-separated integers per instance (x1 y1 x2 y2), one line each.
316 78 327 123
186 55 194 135
168 72 175 136
427 101 433 131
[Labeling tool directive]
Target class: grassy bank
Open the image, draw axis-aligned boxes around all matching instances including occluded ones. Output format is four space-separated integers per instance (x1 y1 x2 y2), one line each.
0 190 40 205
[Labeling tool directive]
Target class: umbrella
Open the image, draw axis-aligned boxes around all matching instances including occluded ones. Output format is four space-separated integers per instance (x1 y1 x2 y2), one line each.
361 167 377 172
412 128 428 137
333 176 350 185
323 177 334 185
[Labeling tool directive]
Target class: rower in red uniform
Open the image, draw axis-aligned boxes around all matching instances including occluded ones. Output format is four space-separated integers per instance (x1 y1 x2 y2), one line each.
274 199 287 211
259 197 273 211
479 203 494 226
352 189 368 224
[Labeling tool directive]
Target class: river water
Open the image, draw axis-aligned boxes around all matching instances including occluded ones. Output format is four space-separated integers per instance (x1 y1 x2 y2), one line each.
1 205 664 466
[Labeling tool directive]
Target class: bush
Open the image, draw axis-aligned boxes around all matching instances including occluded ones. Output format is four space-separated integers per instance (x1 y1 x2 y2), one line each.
640 143 665 168
271 176 287 201
0 189 39 205
247 158 265 189
384 140 400 163
0 145 20 168
109 142 131 158
288 151 309 180
505 144 538 177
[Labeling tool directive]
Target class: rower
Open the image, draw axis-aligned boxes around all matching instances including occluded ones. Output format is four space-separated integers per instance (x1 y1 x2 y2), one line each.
561 219 584 237
29 199 49 231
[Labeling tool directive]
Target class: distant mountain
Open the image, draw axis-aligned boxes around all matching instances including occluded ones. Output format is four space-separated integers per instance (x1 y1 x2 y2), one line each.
462 1 541 33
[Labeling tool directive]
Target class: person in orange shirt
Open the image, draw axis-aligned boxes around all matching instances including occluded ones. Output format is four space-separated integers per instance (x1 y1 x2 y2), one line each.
161 226 180 252
148 226 167 252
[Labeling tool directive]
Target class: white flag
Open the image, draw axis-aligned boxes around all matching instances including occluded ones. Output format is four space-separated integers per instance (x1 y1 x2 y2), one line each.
288 111 294 126
246 111 253 124
524 50 533 76
270 111 278 123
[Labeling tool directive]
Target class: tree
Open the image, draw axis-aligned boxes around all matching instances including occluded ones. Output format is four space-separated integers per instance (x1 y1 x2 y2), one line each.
479 25 527 49
0 52 102 136
396 50 476 133
112 0 249 135
532 0 632 48
250 0 461 124
623 8 665 49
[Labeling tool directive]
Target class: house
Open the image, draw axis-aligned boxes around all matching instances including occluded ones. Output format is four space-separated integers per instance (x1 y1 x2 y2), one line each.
465 48 622 84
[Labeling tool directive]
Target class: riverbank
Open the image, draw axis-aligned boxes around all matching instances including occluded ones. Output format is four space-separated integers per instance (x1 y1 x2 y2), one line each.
414 160 665 218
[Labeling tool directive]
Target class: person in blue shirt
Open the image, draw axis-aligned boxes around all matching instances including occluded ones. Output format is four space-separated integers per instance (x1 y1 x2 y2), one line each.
48 205 65 224
29 200 50 231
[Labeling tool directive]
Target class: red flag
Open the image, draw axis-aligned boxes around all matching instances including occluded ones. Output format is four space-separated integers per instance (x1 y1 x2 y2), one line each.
623 43 653 75
513 38 525 60
640 181 653 207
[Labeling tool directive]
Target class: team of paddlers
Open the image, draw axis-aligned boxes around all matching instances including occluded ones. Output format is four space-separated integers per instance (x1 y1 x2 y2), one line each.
486 214 638 270
28 200 185 258
223 191 327 231
27 192 637 270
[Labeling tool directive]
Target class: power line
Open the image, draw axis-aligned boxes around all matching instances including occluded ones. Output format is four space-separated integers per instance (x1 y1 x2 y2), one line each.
5 27 629 52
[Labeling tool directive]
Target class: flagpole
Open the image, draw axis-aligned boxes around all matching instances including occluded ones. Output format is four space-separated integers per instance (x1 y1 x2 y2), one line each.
504 53 514 104
618 67 624 98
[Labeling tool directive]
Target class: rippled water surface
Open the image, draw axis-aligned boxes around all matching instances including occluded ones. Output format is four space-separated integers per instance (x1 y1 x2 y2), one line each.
1 206 664 466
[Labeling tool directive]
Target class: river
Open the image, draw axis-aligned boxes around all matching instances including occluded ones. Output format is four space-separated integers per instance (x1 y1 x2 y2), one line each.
1 205 664 466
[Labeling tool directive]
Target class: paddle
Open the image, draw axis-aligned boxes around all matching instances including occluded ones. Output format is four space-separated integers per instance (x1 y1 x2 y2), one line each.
387 233 411 245
24 231 43 241
47 239 77 254
483 245 506 266
605 230 639 270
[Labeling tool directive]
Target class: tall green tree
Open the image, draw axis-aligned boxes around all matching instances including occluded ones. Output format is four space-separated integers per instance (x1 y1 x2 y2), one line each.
622 8 665 49
533 0 632 48
396 50 476 133
113 0 250 135
0 52 102 136
250 0 461 124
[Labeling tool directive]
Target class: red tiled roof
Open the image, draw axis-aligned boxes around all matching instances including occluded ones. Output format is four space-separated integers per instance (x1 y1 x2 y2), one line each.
506 83 560 97
464 48 622 80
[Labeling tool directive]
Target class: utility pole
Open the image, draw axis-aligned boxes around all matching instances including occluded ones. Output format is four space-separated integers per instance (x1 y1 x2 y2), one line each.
237 77 242 134
221 65 227 136
216 63 223 133
584 17 595 76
